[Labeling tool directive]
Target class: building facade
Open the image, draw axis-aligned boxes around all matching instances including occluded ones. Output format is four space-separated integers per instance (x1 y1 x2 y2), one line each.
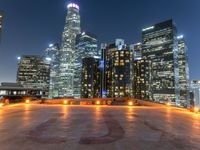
74 32 98 98
177 35 190 106
190 80 200 109
104 39 133 98
58 3 81 98
81 57 101 98
45 43 60 98
142 20 180 105
17 55 50 98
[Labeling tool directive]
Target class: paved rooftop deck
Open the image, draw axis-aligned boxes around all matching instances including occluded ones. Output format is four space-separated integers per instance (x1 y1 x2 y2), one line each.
0 104 200 150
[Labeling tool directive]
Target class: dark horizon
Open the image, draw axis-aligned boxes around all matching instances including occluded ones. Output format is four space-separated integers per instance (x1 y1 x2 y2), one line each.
0 0 200 83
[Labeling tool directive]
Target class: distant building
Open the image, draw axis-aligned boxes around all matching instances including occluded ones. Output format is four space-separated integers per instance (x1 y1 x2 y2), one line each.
142 20 180 105
44 43 60 98
81 57 101 98
58 3 81 98
104 39 133 98
0 82 43 101
190 80 200 109
17 55 50 98
177 35 190 106
74 32 98 98
0 11 3 41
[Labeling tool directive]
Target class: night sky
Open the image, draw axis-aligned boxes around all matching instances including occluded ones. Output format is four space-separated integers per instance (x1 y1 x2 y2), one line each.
0 0 200 83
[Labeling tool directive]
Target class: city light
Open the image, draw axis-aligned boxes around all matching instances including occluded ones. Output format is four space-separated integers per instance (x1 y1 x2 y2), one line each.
142 26 154 32
0 103 4 107
17 56 21 60
45 57 52 61
177 35 184 39
67 3 79 10
25 99 30 104
167 102 171 106
128 101 133 106
194 107 199 113
49 44 53 47
96 101 100 105
63 100 68 105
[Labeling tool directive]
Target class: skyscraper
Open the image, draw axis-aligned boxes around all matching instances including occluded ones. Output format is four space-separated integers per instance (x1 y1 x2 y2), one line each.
81 57 101 98
142 20 180 105
58 3 81 98
17 55 50 98
0 11 3 42
177 35 190 106
45 43 60 98
74 32 98 98
104 39 133 98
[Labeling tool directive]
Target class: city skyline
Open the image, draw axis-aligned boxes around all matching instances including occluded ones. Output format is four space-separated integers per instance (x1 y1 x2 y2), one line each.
0 0 200 83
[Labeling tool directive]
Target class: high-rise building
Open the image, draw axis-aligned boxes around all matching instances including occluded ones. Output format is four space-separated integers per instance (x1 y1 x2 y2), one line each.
17 55 50 98
58 3 81 98
104 39 133 98
177 35 190 106
132 43 147 99
45 44 60 98
0 11 3 41
74 32 98 98
81 57 101 98
142 20 180 105
190 80 200 109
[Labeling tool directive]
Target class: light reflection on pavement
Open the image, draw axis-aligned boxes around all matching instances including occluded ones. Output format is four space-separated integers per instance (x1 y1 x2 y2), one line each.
0 104 200 150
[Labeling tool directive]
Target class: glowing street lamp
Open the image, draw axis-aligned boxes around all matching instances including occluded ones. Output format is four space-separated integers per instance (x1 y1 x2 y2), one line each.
0 103 4 107
25 99 30 104
96 101 100 105
63 100 68 105
128 101 133 106
194 107 199 113
167 102 171 106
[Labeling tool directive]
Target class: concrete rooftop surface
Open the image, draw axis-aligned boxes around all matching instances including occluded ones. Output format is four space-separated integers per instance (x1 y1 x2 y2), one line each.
0 104 200 150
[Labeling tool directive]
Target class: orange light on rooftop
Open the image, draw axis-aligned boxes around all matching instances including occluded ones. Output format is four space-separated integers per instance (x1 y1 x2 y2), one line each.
128 101 133 106
63 100 68 105
96 101 100 105
194 107 199 113
25 99 30 104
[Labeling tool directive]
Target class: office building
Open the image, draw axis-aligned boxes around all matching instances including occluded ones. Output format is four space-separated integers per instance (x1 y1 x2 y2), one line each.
58 3 81 98
142 20 180 105
74 32 98 98
45 43 60 98
17 55 50 98
190 80 200 109
104 39 133 98
81 57 101 98
177 35 190 106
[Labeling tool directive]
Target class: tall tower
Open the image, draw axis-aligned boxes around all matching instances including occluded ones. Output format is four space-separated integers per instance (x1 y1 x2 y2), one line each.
58 3 81 98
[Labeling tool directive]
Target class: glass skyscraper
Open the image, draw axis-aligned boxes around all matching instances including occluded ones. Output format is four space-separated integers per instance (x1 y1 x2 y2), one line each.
177 35 190 106
45 44 60 98
58 3 81 98
74 32 98 98
81 57 101 98
142 20 180 105
17 55 50 98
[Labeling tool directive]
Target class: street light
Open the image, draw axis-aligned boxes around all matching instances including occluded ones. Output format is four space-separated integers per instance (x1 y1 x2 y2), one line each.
96 101 100 105
194 107 199 113
128 101 133 106
0 103 4 107
63 100 68 105
26 99 30 104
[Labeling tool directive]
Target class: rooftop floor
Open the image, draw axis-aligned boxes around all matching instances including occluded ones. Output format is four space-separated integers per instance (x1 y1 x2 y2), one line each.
0 104 200 150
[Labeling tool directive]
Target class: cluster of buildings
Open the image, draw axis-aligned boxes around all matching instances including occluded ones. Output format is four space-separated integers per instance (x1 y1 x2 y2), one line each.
0 3 199 108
